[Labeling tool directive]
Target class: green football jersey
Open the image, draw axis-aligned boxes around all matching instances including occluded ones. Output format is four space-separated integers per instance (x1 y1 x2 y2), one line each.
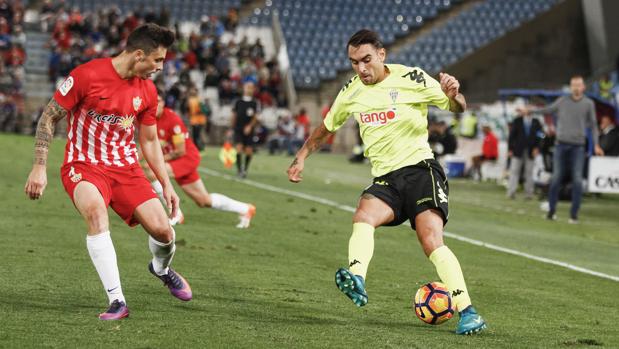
324 64 450 177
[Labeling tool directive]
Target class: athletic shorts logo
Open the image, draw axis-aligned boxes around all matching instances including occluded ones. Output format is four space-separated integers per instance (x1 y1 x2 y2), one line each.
437 181 448 203
69 166 82 183
359 109 397 126
59 76 74 96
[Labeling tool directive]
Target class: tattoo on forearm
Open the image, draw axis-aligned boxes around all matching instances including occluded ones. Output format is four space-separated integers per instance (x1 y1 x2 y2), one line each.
306 137 323 154
290 157 299 168
33 99 67 165
449 94 466 113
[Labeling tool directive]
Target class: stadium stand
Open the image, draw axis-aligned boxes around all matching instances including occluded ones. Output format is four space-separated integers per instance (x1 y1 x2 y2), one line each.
245 0 560 89
29 0 287 138
0 0 26 132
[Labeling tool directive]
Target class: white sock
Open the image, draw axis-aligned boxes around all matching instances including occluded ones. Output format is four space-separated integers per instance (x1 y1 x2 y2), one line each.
86 231 125 304
210 193 249 214
148 228 176 276
151 180 164 201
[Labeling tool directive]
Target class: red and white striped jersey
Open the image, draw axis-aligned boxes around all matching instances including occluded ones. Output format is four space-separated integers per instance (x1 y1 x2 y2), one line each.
53 58 158 169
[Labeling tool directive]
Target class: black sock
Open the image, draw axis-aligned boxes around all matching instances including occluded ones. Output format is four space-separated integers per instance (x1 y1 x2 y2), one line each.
236 153 242 173
244 154 252 172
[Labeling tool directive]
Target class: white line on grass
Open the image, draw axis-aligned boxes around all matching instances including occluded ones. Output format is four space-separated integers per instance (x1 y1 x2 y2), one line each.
198 167 619 283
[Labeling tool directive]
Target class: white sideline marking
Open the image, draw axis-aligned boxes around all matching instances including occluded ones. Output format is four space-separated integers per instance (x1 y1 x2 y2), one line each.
198 167 619 283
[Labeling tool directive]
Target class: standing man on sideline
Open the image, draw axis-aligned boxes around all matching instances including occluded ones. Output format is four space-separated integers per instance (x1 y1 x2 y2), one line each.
24 24 192 321
518 75 603 223
230 81 259 178
507 113 543 199
287 29 486 335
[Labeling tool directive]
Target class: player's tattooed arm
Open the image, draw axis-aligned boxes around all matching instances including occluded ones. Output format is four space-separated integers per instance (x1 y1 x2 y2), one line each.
33 99 68 166
25 99 67 200
448 93 466 113
288 123 334 183
298 123 333 159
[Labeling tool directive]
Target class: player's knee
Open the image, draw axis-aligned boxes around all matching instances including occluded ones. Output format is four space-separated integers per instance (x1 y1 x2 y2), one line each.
352 209 379 227
82 204 108 231
150 224 174 244
196 195 212 208
417 226 443 256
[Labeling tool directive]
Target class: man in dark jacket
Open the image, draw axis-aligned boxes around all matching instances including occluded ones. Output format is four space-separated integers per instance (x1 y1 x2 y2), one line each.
599 114 619 156
507 114 543 199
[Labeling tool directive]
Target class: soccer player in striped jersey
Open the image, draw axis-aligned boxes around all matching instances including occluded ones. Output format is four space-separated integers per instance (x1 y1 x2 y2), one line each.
287 29 486 335
24 24 192 320
144 92 256 228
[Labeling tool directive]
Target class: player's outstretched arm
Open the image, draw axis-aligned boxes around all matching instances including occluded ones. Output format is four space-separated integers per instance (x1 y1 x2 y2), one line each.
439 72 466 113
24 99 67 200
139 123 180 218
287 123 334 183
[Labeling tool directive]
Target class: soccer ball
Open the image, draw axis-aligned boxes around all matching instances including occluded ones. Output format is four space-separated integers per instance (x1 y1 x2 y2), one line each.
413 281 454 325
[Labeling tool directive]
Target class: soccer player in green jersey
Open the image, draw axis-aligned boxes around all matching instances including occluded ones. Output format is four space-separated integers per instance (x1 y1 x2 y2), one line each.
287 29 486 335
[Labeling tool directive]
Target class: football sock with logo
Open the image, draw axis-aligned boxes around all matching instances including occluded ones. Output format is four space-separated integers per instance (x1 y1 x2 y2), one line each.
151 180 164 202
429 245 472 311
244 154 252 172
210 193 249 214
148 228 176 276
236 153 243 173
86 231 125 304
348 222 375 279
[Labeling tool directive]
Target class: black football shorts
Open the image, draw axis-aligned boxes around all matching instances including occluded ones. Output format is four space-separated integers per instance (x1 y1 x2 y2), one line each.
362 159 449 230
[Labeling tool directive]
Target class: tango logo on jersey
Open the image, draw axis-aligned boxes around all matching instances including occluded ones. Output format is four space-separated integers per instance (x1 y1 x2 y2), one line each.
87 110 135 129
359 109 397 126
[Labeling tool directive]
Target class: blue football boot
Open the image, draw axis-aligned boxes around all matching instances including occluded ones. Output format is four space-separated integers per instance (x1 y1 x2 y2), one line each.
456 305 487 335
335 268 368 307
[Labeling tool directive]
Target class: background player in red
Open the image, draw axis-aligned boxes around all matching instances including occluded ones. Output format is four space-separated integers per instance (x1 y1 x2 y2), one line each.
24 24 192 321
144 92 256 228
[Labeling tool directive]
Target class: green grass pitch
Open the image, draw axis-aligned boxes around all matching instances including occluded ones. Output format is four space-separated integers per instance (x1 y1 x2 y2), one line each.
1 133 618 348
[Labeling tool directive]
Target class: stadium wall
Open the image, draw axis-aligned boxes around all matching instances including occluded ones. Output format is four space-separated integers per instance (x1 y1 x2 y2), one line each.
446 0 590 102
581 0 619 77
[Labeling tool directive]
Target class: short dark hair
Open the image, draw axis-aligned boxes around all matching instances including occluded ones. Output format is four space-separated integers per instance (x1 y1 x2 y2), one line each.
570 74 584 81
347 29 383 49
125 23 175 54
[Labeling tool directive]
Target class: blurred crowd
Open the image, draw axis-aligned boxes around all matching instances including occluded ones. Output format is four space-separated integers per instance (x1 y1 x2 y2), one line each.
0 0 26 132
40 0 288 148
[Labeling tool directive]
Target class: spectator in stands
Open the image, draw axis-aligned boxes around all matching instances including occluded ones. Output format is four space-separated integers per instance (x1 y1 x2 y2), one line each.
295 108 310 140
10 24 25 46
459 112 478 139
470 124 498 180
598 74 613 101
507 113 543 199
187 86 207 151
518 75 603 223
268 114 295 155
599 114 619 156
429 120 457 158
